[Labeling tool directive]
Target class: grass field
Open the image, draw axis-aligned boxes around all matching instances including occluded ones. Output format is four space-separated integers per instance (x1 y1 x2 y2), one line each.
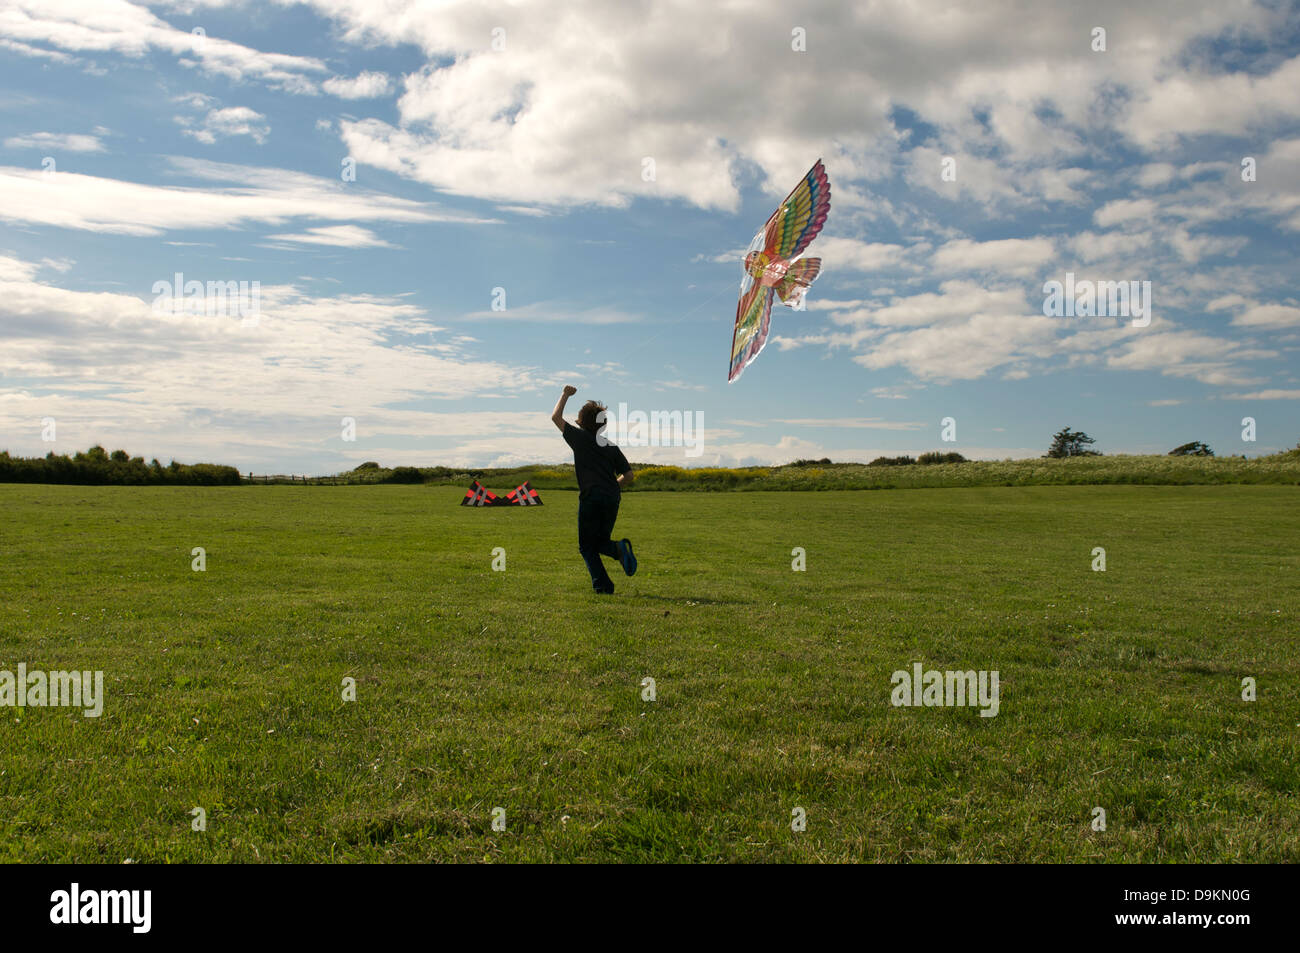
1 483 1297 862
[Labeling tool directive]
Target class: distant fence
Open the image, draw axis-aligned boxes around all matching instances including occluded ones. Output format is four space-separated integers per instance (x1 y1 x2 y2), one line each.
244 473 389 485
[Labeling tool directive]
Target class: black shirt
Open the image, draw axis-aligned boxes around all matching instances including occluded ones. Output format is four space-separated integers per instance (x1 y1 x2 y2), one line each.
563 423 630 501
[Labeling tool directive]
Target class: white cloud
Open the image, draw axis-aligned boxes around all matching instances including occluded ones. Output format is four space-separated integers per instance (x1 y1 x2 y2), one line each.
322 71 391 99
0 157 498 236
0 36 77 62
4 131 104 152
1206 295 1300 330
1167 228 1247 264
173 92 215 110
1107 331 1272 386
932 237 1055 277
9 0 1294 223
299 0 1281 211
1069 230 1153 264
496 205 550 217
0 254 543 466
178 106 270 145
1093 199 1158 229
854 311 1060 381
1123 55 1300 148
0 254 42 282
265 225 395 248
0 0 328 93
831 281 1032 329
814 237 909 273
1207 294 1249 312
1232 304 1300 329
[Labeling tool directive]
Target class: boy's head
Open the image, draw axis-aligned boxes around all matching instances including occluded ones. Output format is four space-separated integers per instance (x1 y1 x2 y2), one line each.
577 399 607 435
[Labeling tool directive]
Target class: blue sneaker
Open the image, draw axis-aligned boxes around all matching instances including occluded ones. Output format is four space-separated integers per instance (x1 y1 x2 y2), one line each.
619 539 637 576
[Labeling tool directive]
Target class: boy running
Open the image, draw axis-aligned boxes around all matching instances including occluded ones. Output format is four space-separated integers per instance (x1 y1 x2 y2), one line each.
551 385 637 594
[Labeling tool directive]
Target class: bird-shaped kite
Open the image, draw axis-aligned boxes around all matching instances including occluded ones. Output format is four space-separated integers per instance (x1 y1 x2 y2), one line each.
728 158 831 382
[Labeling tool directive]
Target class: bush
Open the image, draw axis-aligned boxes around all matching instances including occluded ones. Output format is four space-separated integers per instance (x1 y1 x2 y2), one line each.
385 466 424 484
355 461 381 470
1169 441 1214 457
917 451 967 464
869 455 916 467
0 447 240 485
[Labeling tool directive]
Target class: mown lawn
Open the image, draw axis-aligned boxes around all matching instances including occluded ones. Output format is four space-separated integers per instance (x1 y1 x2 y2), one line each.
0 484 1296 862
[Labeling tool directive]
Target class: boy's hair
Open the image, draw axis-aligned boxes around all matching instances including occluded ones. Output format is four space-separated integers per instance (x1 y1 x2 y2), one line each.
577 399 607 434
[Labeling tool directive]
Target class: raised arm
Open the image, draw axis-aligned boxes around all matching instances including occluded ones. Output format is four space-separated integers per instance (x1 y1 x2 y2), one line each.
551 385 577 432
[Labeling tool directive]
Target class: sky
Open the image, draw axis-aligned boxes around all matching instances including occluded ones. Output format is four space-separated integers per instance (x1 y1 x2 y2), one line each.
1 0 1298 472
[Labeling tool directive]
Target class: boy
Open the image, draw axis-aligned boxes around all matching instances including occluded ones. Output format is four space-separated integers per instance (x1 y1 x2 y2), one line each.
551 385 637 594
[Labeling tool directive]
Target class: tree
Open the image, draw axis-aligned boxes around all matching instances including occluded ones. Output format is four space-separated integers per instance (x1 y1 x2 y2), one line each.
1169 441 1214 457
1044 427 1100 458
0 447 237 485
385 466 423 483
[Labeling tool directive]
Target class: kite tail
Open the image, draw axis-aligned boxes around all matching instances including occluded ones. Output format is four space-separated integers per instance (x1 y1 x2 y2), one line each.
775 257 822 307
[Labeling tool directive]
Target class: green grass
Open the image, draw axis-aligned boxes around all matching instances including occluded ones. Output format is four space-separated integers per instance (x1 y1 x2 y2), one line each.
1 483 1297 863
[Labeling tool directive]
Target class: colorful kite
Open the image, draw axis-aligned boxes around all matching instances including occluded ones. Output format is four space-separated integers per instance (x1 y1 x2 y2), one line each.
460 480 543 506
460 480 501 506
505 481 543 506
728 159 831 382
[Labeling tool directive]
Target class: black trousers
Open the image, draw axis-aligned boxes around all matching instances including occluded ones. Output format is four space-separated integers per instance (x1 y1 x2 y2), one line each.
577 496 620 591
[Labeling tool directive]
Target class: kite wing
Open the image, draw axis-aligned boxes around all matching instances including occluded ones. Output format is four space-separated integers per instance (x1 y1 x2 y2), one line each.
761 159 831 261
728 283 775 382
460 480 501 506
505 481 543 506
774 257 821 308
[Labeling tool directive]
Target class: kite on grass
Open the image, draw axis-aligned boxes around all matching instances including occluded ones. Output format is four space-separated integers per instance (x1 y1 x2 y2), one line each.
505 481 543 506
728 158 831 382
460 480 502 506
460 480 543 506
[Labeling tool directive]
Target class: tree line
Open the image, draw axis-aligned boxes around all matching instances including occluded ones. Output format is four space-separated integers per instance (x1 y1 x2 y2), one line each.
0 431 1250 486
1045 428 1219 458
0 446 241 485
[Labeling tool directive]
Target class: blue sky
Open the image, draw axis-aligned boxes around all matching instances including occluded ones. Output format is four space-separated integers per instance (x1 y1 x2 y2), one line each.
1 0 1298 472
